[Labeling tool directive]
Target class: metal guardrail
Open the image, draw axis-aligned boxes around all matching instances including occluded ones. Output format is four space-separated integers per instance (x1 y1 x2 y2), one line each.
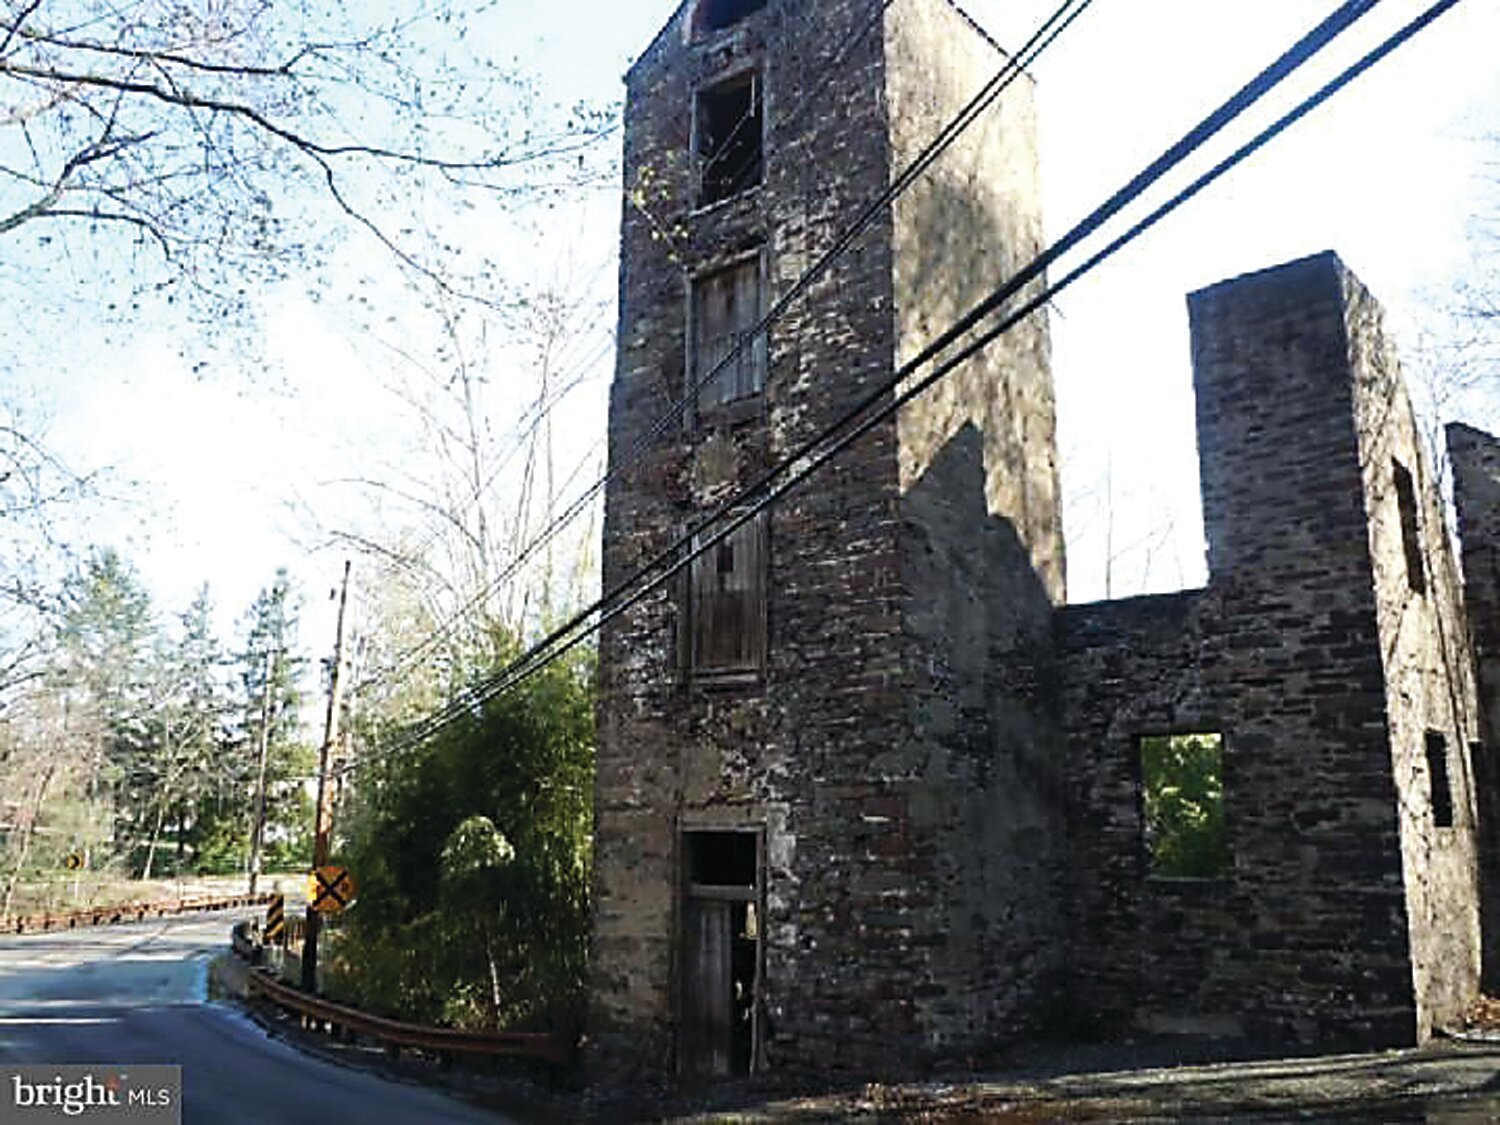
233 931 570 1068
4 893 275 936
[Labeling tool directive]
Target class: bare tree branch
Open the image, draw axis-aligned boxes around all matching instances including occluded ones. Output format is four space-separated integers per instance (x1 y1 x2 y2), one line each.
0 58 611 173
0 0 46 56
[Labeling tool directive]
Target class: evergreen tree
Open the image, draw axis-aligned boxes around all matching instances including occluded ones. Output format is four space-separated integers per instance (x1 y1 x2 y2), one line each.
222 569 314 876
54 548 155 867
132 587 232 878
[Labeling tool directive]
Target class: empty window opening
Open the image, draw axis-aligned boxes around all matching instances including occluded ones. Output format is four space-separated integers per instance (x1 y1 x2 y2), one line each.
681 830 761 1077
691 256 766 410
696 73 762 206
1139 733 1230 878
686 830 757 887
1393 459 1426 595
687 512 767 676
1427 732 1454 828
694 0 767 35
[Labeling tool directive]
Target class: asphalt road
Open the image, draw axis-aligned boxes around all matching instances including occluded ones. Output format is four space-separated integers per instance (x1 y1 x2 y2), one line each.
0 913 515 1124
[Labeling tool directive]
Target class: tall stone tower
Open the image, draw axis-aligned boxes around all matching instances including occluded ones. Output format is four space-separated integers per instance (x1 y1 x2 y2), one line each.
591 0 1064 1080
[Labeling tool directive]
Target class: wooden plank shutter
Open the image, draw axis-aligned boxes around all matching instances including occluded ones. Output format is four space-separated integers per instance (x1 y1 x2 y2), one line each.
728 260 763 400
690 513 767 674
692 259 763 410
676 558 692 681
682 899 735 1077
709 533 744 668
691 532 709 667
695 272 734 409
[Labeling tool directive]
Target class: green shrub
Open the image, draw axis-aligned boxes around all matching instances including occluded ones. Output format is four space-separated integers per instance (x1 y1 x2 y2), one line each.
329 647 594 1034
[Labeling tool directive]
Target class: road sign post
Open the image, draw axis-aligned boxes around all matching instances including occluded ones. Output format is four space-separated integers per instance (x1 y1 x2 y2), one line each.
303 560 351 994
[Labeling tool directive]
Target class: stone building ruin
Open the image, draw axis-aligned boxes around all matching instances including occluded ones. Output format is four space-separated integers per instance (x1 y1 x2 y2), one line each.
590 0 1500 1081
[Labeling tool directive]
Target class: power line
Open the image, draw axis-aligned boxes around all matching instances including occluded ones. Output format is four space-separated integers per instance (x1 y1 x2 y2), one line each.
348 0 908 696
342 0 1430 779
429 0 1398 723
345 0 901 698
352 0 1097 699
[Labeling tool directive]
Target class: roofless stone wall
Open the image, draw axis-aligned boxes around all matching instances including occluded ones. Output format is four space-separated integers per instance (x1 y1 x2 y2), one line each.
1060 253 1483 1046
591 0 1060 1081
592 0 1491 1084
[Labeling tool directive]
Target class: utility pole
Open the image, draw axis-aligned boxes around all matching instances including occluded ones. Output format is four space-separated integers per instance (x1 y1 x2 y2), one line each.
247 649 275 896
303 560 351 993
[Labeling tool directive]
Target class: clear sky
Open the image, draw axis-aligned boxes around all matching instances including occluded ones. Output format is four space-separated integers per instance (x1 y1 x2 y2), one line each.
11 0 1500 660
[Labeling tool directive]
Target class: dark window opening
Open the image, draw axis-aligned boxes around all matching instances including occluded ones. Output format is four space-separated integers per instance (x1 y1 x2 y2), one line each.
686 830 757 887
694 0 767 35
687 512 767 676
691 255 766 411
681 830 761 1077
1393 459 1426 595
1139 733 1230 878
1427 732 1454 828
696 73 762 206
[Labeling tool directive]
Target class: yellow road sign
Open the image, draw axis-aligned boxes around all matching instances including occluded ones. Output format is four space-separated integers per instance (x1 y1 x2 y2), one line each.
308 865 356 914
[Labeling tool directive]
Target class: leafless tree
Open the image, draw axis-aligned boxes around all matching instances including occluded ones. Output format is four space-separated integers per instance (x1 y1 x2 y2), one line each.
0 0 615 328
0 0 618 723
0 397 97 700
288 241 612 718
0 689 82 920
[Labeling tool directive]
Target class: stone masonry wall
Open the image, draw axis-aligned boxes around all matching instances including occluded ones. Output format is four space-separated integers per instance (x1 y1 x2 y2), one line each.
1449 422 1500 986
1058 590 1220 1035
595 0 1485 1081
594 0 1059 1081
1345 270 1482 1035
1062 254 1434 1047
885 0 1069 1049
593 0 905 1076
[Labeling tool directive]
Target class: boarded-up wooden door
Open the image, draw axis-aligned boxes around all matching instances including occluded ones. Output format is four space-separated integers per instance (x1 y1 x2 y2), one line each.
681 898 735 1077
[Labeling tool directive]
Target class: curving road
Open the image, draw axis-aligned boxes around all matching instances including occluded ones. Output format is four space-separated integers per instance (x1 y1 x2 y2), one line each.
0 913 515 1124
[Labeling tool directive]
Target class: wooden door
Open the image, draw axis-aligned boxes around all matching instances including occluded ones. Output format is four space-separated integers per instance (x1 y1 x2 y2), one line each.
681 898 735 1077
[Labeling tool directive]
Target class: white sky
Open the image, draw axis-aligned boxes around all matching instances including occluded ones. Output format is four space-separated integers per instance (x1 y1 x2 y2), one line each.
12 0 1500 660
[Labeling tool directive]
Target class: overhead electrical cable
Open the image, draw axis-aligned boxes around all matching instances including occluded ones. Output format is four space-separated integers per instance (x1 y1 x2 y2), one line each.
348 0 903 696
338 0 1441 778
353 0 1098 698
343 0 1435 777
342 0 1416 778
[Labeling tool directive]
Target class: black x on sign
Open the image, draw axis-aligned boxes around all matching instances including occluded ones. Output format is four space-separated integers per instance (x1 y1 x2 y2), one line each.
308 865 357 915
